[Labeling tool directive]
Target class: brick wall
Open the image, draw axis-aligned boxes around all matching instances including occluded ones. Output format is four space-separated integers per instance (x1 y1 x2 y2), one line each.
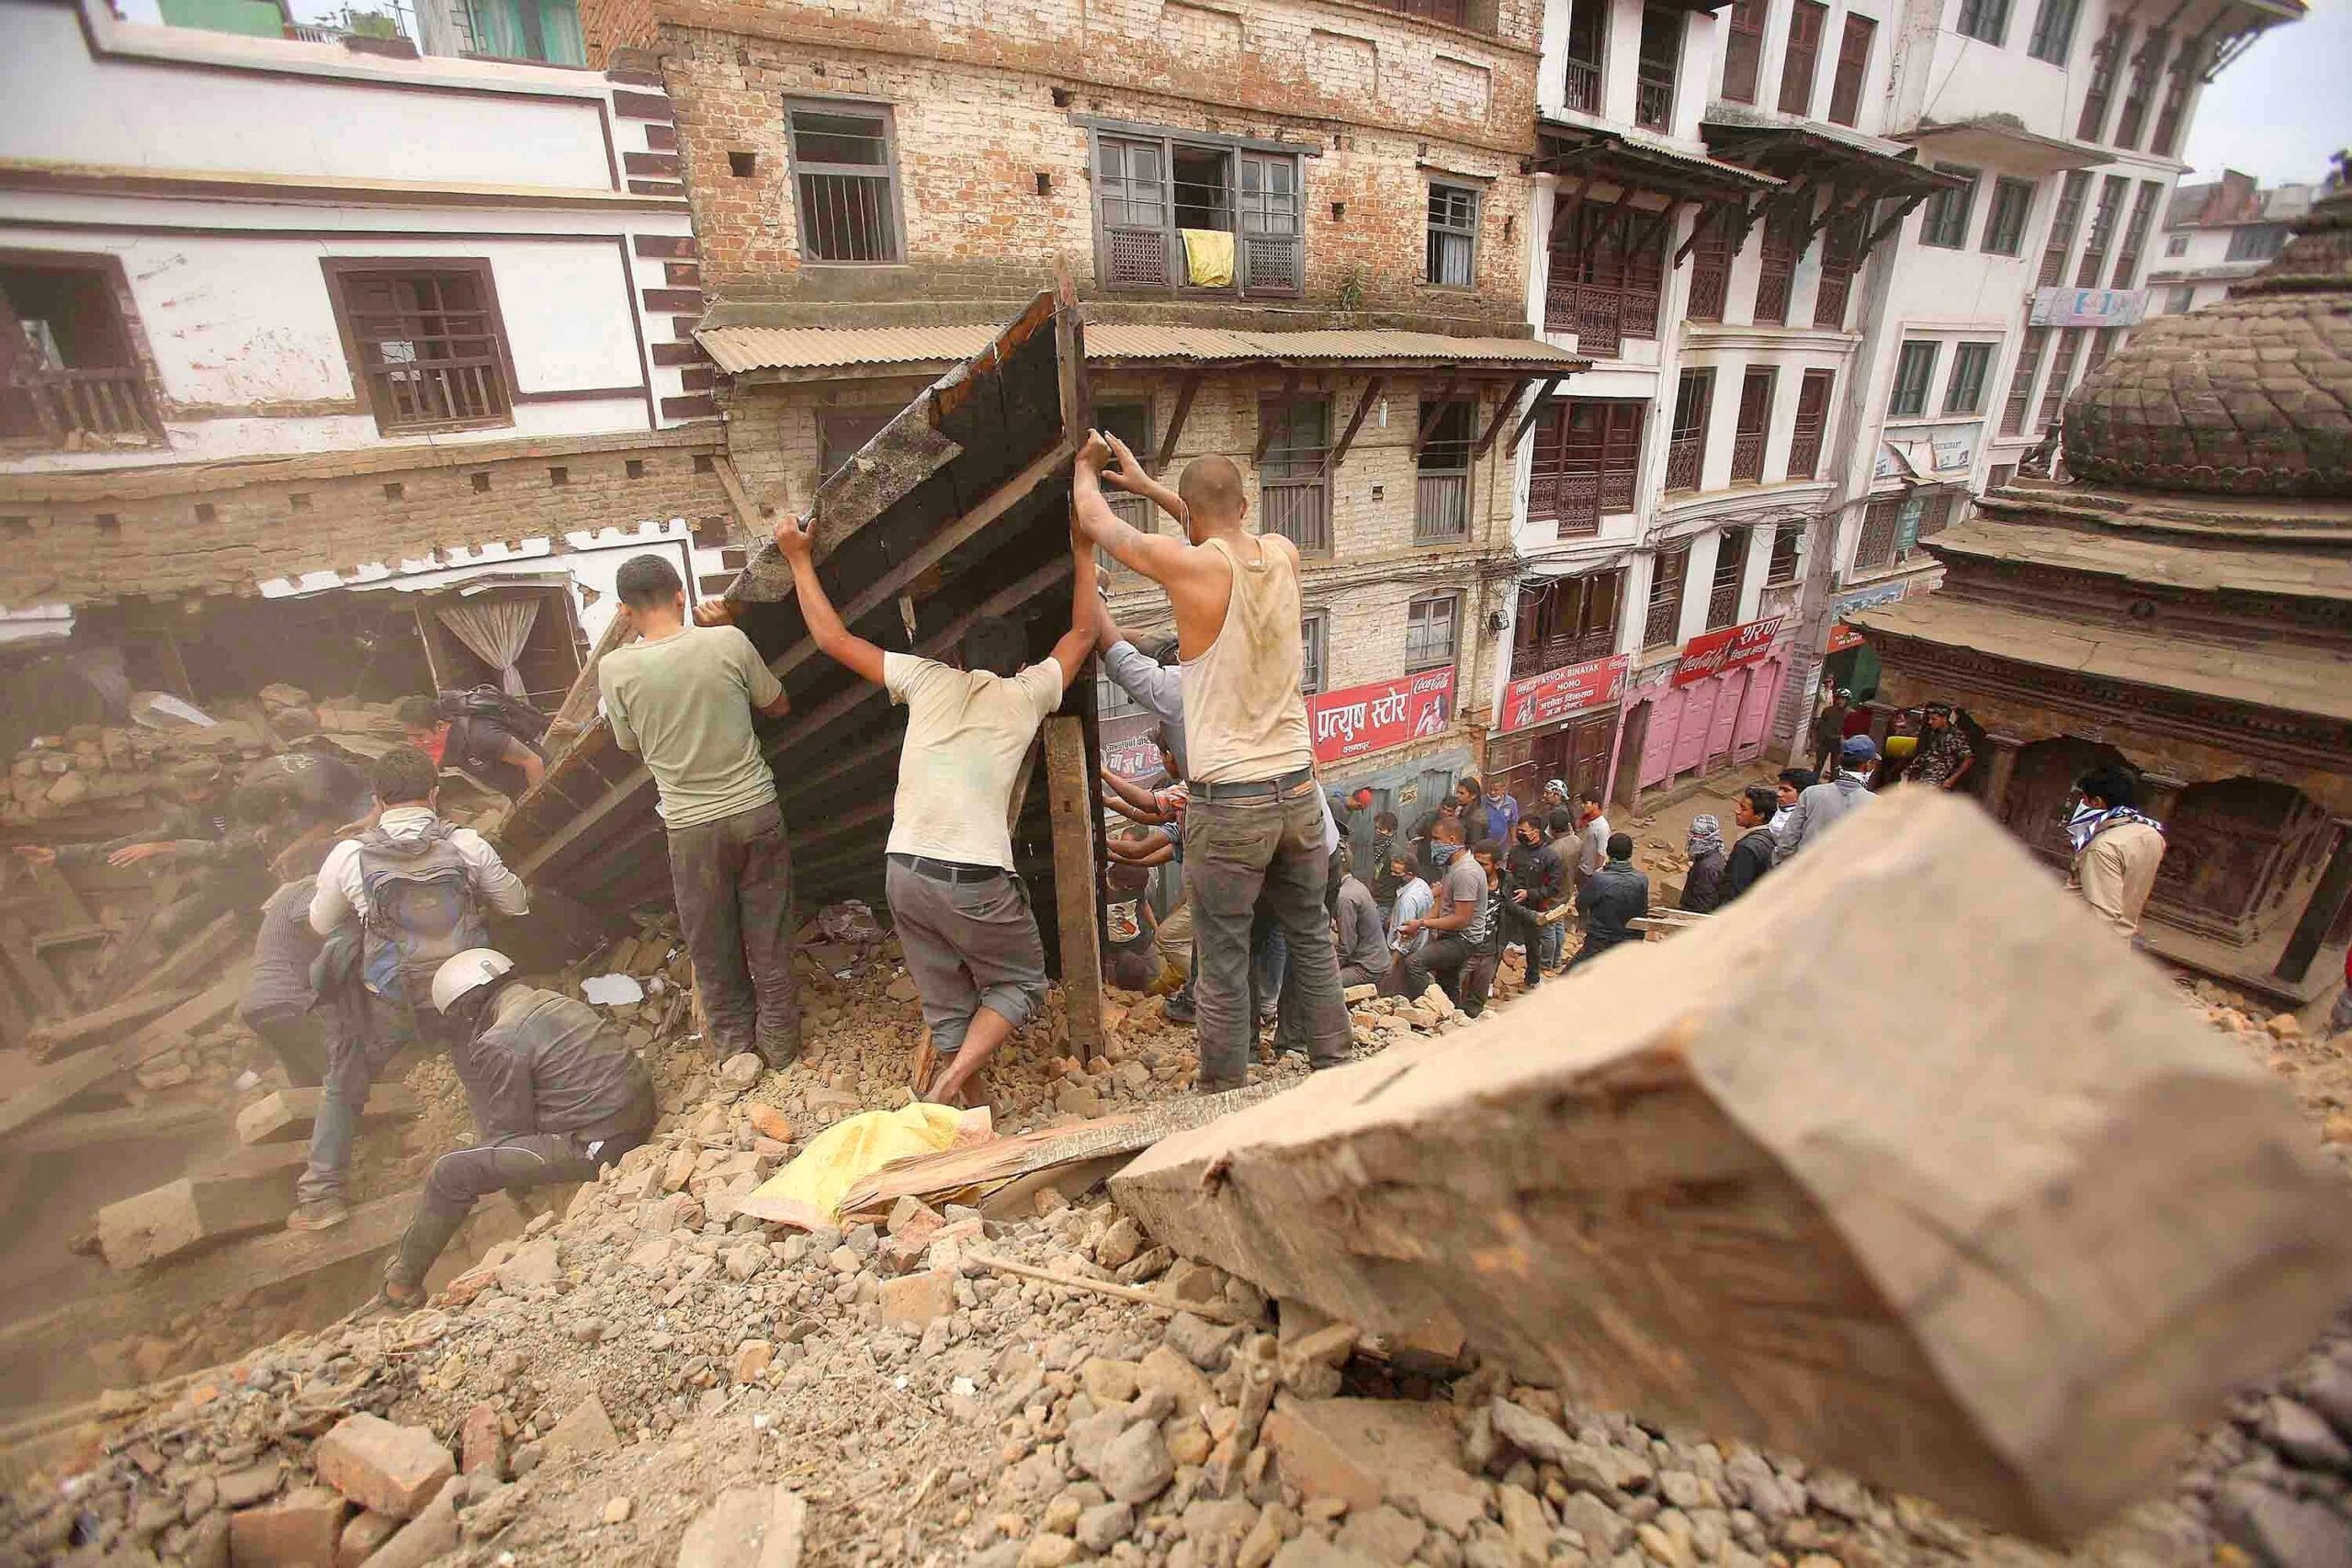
582 0 660 62
661 0 1535 327
0 431 729 607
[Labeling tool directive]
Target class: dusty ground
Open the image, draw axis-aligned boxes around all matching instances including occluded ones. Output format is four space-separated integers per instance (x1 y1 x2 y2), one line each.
3 908 2346 1568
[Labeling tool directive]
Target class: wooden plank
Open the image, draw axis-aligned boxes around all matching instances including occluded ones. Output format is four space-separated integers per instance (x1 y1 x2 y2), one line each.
145 911 244 997
235 1084 422 1146
1329 375 1385 469
0 922 67 1018
8 1096 225 1156
1408 373 1461 459
540 611 639 759
838 1079 1286 1217
1472 377 1532 458
1112 794 2352 1545
1156 371 1204 472
27 985 203 1061
0 964 250 1140
1045 716 1103 1058
1508 376 1563 454
96 1165 302 1270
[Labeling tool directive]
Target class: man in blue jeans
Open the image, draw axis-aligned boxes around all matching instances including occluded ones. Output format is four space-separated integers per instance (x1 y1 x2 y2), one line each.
1073 432 1349 1092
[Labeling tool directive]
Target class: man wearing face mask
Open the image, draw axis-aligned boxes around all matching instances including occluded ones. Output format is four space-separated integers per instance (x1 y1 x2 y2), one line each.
2065 766 2166 940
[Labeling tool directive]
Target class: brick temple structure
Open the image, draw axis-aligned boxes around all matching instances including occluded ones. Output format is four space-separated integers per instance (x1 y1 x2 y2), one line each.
1852 182 2351 1006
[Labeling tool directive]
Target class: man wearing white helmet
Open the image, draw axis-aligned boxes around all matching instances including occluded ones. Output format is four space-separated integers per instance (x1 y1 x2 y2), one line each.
378 948 655 1307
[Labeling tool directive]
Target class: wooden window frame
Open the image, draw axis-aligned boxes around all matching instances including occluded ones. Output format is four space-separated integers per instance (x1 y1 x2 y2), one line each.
1685 207 1733 322
1814 211 1860 329
2109 180 2163 288
1529 398 1645 536
1853 497 1903 572
784 99 908 266
2034 326 2086 433
2073 175 2129 289
2000 325 2048 436
1665 369 1712 492
2076 19 2126 141
2038 169 2091 288
1562 0 1608 112
1888 340 1939 420
320 256 515 437
1300 609 1329 696
1779 0 1827 118
1943 341 1996 416
1512 568 1624 678
1090 125 1305 299
1644 545 1690 649
1955 0 2010 46
1789 368 1832 479
2026 0 2080 63
1096 399 1159 542
1544 197 1668 355
1826 12 1875 126
1730 367 1774 484
1258 394 1333 555
0 248 165 451
1982 176 2035 255
1752 203 1802 325
1919 164 1979 250
1415 396 1476 542
2149 44 2199 156
1706 525 1750 631
1405 592 1463 674
1425 180 1481 289
1634 4 1681 133
1766 523 1803 586
1721 0 1766 104
2109 28 2168 150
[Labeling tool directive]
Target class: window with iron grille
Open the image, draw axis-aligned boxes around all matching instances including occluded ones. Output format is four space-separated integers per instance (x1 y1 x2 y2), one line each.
1752 204 1801 325
2083 327 2114 380
1416 399 1475 542
2109 29 2168 149
1889 341 1939 420
2226 223 2287 263
1706 526 1749 630
1917 490 1957 539
1826 13 1875 126
1686 209 1732 322
1529 400 1644 536
1766 524 1803 585
1721 0 1765 103
1634 4 1680 132
1562 0 1607 111
1644 545 1690 648
1259 397 1331 554
1943 342 1996 416
2150 45 2199 155
1730 368 1774 484
0 254 161 449
1920 165 1978 249
2074 175 2129 288
1779 0 1826 117
323 260 511 434
1097 400 1158 540
1982 176 2034 254
1511 569 1623 678
1426 183 1480 288
820 408 894 481
1789 369 1832 478
2035 327 2085 432
1545 198 1668 355
1666 370 1711 492
2000 326 2048 435
1956 0 2008 44
1815 212 1860 329
1093 130 1303 297
2076 19 2126 141
786 103 903 265
2026 0 2079 62
1405 593 1460 673
1853 498 1903 571
1300 611 1328 695
2109 181 2162 288
2039 170 2090 287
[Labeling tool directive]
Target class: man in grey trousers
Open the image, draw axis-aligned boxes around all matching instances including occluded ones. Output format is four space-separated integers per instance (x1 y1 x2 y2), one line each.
600 556 798 1066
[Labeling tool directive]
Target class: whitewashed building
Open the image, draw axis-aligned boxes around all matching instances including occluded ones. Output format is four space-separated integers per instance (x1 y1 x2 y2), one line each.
2144 169 2315 316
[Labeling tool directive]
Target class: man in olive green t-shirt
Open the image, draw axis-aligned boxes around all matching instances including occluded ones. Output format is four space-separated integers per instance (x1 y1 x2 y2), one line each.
598 555 797 1066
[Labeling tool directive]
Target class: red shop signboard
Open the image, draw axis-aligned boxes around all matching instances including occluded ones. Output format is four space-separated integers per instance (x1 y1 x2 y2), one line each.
1826 621 1866 654
1307 668 1456 762
1498 652 1630 734
1672 615 1784 688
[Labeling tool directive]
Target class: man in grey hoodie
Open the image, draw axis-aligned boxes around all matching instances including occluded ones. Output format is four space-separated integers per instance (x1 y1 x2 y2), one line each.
1773 735 1878 865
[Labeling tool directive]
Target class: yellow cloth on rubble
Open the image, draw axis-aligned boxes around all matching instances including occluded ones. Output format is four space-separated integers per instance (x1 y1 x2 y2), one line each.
738 1101 988 1229
1181 228 1235 288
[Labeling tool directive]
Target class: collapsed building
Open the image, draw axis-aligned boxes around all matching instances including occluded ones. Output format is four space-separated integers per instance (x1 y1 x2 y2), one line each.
1854 182 2352 1007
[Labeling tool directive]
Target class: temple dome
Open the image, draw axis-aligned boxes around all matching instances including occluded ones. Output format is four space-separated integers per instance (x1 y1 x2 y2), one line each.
2062 186 2352 498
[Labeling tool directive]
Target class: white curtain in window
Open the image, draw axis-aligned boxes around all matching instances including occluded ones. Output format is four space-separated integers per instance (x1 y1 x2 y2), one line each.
437 596 539 698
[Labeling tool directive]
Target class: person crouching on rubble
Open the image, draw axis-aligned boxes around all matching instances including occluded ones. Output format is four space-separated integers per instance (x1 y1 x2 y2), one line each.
774 502 1096 1111
292 745 530 1232
377 948 655 1309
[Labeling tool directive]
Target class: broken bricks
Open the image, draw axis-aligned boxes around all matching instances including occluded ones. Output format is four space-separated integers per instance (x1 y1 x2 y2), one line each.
311 1414 456 1519
1114 793 2352 1541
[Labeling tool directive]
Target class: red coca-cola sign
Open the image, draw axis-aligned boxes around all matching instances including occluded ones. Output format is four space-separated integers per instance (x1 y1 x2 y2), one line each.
1673 615 1783 687
1307 668 1456 762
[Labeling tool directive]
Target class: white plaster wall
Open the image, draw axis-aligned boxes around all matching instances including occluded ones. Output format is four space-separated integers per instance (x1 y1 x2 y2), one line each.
0 1 616 191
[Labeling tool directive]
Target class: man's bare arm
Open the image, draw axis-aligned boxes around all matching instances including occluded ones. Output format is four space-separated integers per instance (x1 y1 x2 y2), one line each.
772 515 888 685
501 735 546 787
1102 433 1190 530
1074 432 1196 584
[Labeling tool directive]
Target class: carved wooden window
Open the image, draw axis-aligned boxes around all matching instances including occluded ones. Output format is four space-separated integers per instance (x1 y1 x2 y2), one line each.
1766 524 1803 585
1529 399 1644 536
322 259 513 434
1826 13 1875 126
1752 204 1801 325
1634 5 1680 132
2000 326 2048 436
1644 545 1690 648
1545 199 1668 355
1815 211 1860 329
1982 175 2035 255
1707 525 1750 631
1686 208 1733 322
2039 170 2090 288
1666 369 1711 491
1789 369 1832 479
1512 569 1623 678
1722 0 1765 104
1730 367 1773 483
2074 175 2129 288
2076 20 2126 141
2035 327 2086 433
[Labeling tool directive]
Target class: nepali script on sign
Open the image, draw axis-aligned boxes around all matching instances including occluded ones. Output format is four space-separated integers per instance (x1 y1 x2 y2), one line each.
1308 669 1457 763
1672 615 1783 688
1500 653 1630 734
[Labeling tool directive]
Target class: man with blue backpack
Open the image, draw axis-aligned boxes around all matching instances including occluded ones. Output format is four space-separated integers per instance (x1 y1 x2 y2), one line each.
294 746 531 1231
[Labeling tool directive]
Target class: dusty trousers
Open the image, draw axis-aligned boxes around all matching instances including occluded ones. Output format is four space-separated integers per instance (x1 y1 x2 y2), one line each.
666 800 799 1065
1183 776 1349 1091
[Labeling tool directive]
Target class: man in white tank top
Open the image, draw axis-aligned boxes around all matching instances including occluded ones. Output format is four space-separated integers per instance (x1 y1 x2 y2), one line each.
1073 433 1351 1092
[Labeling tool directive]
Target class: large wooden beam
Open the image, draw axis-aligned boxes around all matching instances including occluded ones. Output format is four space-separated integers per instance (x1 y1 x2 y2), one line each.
1508 378 1562 453
1044 716 1103 1058
1408 374 1461 458
1112 794 2352 1544
96 1163 302 1270
1473 378 1532 458
0 964 250 1140
540 611 639 758
1328 376 1385 469
1156 372 1204 472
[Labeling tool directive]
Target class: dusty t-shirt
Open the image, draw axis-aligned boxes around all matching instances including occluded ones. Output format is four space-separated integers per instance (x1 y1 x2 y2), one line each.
883 652 1064 871
1442 853 1490 945
599 625 782 829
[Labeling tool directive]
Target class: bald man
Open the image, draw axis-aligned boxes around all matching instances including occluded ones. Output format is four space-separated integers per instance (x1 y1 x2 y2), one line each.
1072 435 1349 1094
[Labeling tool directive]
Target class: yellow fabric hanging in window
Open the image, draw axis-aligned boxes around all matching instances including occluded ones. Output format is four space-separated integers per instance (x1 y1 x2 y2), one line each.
1181 229 1235 288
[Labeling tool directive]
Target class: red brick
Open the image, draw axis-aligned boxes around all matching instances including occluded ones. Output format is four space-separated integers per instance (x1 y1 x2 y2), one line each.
229 1485 345 1566
311 1414 456 1519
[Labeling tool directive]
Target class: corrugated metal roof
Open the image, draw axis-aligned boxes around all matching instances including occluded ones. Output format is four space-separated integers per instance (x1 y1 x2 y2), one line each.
698 322 1587 376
